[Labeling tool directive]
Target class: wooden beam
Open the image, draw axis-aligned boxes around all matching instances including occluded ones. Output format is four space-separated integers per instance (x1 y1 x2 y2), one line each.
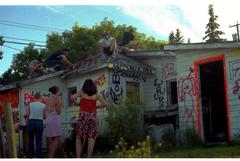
0 116 4 157
3 103 17 158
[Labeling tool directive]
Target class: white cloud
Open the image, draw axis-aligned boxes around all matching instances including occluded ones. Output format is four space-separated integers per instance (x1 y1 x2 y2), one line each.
121 0 239 42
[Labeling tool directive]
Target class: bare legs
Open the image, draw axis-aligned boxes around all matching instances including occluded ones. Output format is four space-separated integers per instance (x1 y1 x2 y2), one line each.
47 136 60 158
76 137 95 158
110 38 117 53
87 138 95 158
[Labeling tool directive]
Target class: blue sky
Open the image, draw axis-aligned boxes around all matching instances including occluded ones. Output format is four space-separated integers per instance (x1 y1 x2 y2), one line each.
0 1 239 75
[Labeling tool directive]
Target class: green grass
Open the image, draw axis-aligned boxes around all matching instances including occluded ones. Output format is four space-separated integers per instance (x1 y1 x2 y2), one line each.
154 144 240 158
92 144 240 158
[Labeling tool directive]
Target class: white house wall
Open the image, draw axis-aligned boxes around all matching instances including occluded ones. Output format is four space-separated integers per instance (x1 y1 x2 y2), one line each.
176 48 240 140
133 56 177 111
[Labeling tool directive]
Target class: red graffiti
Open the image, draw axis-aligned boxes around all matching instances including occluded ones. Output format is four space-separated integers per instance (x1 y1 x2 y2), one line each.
161 63 177 79
232 66 240 99
178 67 196 123
0 89 19 114
24 92 47 104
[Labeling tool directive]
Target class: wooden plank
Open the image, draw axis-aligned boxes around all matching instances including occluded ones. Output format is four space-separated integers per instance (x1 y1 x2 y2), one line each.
3 103 17 158
0 116 4 157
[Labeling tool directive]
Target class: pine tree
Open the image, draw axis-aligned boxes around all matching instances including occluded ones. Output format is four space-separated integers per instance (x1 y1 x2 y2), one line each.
168 29 184 44
203 4 224 43
187 38 191 43
168 31 176 44
175 28 184 44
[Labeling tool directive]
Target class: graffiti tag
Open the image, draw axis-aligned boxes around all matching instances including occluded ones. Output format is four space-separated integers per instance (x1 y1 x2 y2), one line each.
160 63 177 79
178 67 196 123
110 70 123 104
154 79 166 109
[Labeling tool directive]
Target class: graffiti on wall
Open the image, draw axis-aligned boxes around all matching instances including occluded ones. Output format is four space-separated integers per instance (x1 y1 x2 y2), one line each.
229 59 240 99
110 70 123 104
24 91 49 105
113 63 153 75
160 63 177 79
94 74 107 88
178 67 196 123
0 89 19 114
154 79 166 109
121 71 146 82
93 73 109 100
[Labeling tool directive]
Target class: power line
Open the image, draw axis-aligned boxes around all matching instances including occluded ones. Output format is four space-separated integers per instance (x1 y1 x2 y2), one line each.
0 19 65 32
0 22 53 32
4 40 46 47
2 44 22 52
3 36 46 44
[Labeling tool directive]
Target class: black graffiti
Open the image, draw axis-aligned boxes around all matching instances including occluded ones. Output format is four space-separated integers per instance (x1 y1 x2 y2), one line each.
154 79 166 109
121 72 146 82
113 64 153 75
110 70 123 104
100 89 109 100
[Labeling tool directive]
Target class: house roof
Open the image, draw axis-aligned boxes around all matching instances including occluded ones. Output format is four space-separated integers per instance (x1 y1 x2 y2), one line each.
0 70 65 92
0 52 156 92
126 50 175 57
163 41 240 51
61 53 156 79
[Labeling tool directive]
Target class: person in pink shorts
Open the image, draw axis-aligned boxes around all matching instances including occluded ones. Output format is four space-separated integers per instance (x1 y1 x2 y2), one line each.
44 86 62 158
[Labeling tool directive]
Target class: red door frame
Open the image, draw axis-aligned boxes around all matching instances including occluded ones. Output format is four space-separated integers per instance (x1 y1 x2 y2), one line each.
193 55 231 141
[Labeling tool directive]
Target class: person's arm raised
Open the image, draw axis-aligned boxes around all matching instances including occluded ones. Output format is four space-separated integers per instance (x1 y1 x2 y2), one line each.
96 93 108 109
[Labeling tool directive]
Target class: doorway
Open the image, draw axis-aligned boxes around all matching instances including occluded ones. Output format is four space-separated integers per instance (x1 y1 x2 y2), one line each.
198 59 228 143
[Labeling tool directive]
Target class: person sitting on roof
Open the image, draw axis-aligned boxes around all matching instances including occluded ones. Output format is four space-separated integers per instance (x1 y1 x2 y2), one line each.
99 31 117 57
29 57 44 78
45 48 75 72
120 27 138 53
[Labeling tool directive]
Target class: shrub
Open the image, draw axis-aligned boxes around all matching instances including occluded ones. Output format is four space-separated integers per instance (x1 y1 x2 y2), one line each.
105 99 145 146
110 136 152 158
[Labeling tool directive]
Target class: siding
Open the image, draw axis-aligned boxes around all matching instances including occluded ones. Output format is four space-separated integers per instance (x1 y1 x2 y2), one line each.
134 55 177 111
176 48 240 140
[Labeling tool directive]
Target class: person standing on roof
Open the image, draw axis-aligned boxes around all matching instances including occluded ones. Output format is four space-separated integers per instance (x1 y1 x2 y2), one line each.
98 31 117 57
45 48 75 71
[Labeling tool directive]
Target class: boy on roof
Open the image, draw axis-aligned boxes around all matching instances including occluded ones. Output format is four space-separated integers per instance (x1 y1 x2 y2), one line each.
98 31 117 57
45 48 75 71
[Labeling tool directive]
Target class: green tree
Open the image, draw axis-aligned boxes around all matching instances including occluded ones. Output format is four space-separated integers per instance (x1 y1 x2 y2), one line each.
203 4 224 43
168 29 184 44
1 17 167 84
175 28 184 44
168 31 176 44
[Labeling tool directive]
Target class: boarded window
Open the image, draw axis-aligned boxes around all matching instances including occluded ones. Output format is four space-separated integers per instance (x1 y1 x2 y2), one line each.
126 81 140 103
168 80 178 105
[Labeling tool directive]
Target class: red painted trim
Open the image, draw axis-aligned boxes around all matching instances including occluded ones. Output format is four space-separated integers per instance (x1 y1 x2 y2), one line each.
193 55 231 141
193 63 201 139
222 56 231 141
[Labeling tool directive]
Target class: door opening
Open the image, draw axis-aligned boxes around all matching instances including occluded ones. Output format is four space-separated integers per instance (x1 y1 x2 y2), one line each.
199 60 228 143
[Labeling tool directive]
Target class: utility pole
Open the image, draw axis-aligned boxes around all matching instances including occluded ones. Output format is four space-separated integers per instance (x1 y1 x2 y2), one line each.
230 21 240 41
0 36 4 60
